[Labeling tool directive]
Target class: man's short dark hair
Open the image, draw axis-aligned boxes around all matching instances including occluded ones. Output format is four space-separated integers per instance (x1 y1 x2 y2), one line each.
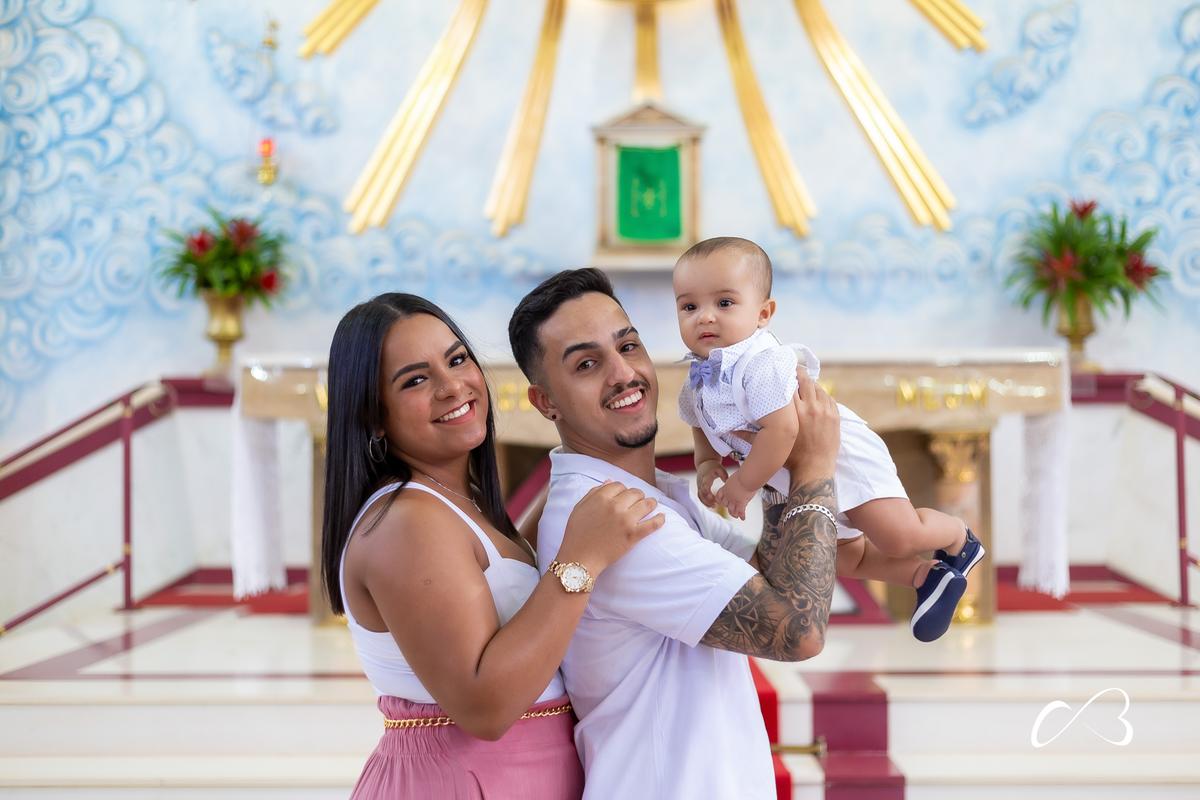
508 268 622 382
676 236 773 298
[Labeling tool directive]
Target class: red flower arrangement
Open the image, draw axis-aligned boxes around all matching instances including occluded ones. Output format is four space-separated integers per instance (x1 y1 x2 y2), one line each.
1009 199 1167 325
161 211 286 307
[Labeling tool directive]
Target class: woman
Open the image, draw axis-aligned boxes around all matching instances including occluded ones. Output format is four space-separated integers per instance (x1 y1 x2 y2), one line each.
322 293 665 799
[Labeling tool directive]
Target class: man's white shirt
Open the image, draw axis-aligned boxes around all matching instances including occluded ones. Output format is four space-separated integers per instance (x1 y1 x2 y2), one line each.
537 448 775 799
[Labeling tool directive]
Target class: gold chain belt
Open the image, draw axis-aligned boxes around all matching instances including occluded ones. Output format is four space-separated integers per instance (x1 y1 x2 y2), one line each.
383 702 573 730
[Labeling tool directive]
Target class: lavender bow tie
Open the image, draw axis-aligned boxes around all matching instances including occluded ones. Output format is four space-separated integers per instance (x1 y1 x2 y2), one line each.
689 359 715 389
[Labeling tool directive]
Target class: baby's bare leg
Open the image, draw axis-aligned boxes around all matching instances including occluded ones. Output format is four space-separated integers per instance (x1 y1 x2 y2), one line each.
837 535 934 588
844 498 966 559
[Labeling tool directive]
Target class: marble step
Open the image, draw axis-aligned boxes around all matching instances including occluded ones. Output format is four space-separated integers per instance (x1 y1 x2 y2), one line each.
0 680 381 757
895 752 1200 800
783 752 1200 800
754 661 1200 755
883 675 1198 755
0 756 357 799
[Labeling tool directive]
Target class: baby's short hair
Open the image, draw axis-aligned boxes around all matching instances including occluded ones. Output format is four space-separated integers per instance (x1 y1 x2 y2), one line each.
677 236 773 298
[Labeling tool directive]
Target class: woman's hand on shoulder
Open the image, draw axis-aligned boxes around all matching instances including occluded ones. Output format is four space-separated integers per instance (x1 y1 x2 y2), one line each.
554 481 666 575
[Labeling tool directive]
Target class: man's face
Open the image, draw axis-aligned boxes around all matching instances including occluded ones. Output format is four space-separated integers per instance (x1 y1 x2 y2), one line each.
532 292 658 456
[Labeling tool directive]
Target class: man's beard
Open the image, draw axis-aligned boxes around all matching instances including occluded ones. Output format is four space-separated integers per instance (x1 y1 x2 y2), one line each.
615 420 658 449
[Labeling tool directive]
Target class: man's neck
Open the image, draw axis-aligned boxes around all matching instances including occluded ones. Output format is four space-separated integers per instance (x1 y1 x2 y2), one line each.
562 438 658 486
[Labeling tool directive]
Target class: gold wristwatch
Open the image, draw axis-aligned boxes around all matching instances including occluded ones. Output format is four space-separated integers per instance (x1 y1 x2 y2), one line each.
547 560 594 593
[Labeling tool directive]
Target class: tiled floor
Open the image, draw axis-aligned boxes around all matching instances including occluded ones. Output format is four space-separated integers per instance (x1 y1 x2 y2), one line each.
1 602 1197 798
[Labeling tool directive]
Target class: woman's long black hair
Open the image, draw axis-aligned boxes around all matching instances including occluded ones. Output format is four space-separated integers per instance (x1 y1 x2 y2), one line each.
321 293 518 615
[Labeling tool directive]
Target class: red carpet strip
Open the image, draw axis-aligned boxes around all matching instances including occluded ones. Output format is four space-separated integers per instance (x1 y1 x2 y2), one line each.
753 668 906 799
809 671 904 800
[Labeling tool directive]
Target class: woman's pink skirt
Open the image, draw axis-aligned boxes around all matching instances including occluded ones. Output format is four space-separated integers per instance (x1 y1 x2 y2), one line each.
349 694 584 799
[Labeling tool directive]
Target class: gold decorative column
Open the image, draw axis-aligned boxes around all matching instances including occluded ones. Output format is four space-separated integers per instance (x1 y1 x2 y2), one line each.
309 425 338 625
928 429 993 623
309 376 340 625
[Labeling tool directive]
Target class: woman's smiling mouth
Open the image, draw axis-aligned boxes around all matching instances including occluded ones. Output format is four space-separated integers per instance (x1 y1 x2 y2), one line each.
435 401 475 423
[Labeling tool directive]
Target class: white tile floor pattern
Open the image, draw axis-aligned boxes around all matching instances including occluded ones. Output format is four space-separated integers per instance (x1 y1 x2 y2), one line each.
0 603 1197 798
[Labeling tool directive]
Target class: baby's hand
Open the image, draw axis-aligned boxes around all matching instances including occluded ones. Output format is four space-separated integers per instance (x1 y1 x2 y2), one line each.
695 459 728 509
715 473 757 521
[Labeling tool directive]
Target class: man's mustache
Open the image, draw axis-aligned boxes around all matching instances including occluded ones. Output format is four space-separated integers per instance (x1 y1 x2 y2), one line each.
601 380 651 408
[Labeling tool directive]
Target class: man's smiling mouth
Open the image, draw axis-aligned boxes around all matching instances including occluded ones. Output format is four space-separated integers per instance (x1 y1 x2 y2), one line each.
606 389 644 410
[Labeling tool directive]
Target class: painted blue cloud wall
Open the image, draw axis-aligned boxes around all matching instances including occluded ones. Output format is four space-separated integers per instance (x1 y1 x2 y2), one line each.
2 0 1198 448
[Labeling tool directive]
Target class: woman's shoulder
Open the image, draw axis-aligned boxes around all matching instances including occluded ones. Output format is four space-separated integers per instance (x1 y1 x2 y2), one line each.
353 484 476 555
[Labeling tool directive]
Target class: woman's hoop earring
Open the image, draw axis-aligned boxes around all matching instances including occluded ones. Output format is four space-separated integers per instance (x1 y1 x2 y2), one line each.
368 434 387 463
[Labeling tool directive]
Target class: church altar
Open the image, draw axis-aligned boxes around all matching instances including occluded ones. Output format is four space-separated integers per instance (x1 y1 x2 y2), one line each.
233 350 1069 624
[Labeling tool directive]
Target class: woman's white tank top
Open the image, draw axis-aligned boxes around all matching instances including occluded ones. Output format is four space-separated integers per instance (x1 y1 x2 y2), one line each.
339 481 566 703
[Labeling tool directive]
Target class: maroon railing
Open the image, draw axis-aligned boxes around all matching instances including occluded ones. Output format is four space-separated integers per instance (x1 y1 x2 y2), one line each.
0 378 234 637
1167 380 1197 607
1072 371 1198 606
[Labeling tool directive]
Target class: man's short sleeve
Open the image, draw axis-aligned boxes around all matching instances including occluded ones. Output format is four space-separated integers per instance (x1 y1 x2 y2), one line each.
694 507 759 561
588 510 757 647
742 345 799 424
677 382 700 429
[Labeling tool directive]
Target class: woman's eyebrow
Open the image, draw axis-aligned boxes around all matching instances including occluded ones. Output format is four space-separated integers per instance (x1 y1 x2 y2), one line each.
391 362 428 382
391 340 466 382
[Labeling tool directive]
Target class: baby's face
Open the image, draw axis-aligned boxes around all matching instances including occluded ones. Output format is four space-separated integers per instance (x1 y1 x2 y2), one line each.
673 252 772 358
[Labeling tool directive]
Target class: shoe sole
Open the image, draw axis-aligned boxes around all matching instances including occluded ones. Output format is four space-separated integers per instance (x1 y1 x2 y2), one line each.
910 570 966 639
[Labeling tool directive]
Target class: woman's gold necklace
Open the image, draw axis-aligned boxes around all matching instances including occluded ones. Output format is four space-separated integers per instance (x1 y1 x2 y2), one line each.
417 471 481 513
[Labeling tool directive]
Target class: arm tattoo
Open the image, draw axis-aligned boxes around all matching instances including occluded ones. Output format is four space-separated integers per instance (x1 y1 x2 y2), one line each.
700 478 837 660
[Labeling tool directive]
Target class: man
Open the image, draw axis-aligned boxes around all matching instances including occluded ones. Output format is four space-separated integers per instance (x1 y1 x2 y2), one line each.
507 268 841 798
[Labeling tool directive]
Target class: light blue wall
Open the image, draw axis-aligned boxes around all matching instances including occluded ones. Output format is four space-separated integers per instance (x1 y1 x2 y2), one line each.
3 0 1199 449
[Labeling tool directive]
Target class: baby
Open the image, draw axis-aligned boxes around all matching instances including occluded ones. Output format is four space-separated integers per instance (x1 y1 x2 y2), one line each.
674 237 986 641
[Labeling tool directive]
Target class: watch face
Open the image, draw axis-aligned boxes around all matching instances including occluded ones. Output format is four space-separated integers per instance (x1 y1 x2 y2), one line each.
561 564 588 592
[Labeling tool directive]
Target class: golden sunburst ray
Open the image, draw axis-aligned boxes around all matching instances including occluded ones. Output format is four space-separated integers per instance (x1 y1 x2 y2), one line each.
909 0 987 51
300 0 379 59
715 0 816 237
633 0 663 103
344 0 489 233
795 0 955 230
485 0 567 237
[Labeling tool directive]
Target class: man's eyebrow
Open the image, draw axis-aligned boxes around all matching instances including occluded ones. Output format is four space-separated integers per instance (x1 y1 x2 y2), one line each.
561 328 638 362
561 341 600 362
391 362 429 382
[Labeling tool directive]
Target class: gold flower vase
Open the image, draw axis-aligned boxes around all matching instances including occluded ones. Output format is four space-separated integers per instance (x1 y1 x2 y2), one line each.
202 290 245 374
1055 294 1098 372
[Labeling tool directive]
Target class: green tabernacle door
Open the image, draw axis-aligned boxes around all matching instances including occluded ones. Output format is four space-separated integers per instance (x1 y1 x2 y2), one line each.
616 145 682 242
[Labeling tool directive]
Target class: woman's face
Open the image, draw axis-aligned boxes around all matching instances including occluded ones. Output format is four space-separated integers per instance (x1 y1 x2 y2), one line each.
377 313 489 466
